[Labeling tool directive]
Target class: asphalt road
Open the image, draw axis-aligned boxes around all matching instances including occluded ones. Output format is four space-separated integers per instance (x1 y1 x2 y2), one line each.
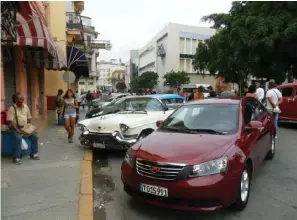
92 123 297 220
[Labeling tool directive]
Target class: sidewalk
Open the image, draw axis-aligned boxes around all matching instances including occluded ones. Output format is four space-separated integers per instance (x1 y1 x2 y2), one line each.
1 112 88 220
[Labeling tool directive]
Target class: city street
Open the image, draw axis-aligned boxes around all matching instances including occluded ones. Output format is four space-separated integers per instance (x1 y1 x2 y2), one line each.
92 123 297 220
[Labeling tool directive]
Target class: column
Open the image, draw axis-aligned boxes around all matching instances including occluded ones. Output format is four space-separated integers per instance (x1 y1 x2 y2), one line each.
30 68 39 118
1 49 5 110
14 47 27 101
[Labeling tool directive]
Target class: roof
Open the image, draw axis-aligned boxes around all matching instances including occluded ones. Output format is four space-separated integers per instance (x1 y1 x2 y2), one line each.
185 97 241 106
278 83 297 88
149 94 186 100
124 94 186 100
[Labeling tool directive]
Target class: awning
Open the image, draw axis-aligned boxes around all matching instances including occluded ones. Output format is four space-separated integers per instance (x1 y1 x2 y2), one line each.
67 46 89 78
16 2 66 69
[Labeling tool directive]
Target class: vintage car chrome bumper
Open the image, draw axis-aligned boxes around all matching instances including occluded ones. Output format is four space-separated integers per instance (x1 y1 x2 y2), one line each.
79 131 137 150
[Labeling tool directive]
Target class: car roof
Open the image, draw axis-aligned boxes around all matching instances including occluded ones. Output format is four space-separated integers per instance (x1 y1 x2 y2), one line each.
278 83 297 88
185 97 241 106
149 94 186 100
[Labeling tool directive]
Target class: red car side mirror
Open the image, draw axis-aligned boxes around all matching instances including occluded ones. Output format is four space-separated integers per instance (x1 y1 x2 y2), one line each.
245 121 264 132
156 120 164 128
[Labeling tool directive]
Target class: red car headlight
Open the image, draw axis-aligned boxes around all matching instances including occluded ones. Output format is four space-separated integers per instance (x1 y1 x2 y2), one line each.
189 156 228 178
124 148 134 167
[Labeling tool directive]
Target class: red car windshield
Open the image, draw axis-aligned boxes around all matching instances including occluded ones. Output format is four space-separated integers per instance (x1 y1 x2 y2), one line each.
161 104 239 134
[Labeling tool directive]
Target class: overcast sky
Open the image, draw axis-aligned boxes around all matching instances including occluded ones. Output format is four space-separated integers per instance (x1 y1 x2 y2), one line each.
83 0 233 63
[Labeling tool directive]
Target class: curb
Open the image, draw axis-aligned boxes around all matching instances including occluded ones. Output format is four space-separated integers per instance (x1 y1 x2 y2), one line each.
78 150 93 220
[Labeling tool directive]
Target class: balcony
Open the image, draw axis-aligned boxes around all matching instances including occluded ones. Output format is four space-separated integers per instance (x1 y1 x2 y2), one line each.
66 12 83 30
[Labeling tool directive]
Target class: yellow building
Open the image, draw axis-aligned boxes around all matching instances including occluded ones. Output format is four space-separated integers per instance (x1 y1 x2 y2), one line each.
44 1 67 104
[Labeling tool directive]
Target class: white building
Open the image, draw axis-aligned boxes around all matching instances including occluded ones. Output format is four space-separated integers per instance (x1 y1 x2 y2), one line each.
97 59 126 91
137 23 217 92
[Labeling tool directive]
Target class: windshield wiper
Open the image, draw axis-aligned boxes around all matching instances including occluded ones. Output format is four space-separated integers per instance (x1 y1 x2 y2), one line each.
162 127 199 134
189 129 227 135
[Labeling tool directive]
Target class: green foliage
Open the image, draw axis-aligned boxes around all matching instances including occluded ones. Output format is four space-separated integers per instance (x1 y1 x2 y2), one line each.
116 82 127 91
194 1 297 83
163 70 190 88
130 71 159 90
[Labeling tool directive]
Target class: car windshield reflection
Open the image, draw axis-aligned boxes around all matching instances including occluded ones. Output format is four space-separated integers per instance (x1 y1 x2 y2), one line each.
119 97 164 113
161 104 239 134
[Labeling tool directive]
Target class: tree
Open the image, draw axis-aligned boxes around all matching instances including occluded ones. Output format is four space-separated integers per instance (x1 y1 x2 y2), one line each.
163 70 190 88
116 82 127 91
194 1 297 84
137 71 159 89
130 77 140 91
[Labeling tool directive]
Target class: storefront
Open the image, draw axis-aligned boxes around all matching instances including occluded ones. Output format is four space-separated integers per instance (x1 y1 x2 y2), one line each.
1 1 67 119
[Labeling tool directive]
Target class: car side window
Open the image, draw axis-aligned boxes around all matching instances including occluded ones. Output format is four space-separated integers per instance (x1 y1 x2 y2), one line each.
161 99 171 104
251 99 267 120
243 102 254 125
281 87 293 97
175 98 184 103
146 99 164 111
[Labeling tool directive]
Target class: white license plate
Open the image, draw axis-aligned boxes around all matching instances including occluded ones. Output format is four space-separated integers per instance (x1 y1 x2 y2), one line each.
140 183 168 197
93 143 105 149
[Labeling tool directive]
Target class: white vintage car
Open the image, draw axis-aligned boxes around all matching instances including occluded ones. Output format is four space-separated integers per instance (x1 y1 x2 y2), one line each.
78 95 183 150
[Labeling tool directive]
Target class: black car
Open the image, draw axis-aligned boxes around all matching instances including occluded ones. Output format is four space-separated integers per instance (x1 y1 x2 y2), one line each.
86 96 128 118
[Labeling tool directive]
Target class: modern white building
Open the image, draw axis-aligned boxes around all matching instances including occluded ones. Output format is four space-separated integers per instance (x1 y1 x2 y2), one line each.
97 59 126 91
137 23 217 92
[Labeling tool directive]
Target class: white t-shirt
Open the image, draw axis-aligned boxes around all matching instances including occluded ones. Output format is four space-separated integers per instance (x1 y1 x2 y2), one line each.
76 93 81 102
266 88 282 110
256 87 265 102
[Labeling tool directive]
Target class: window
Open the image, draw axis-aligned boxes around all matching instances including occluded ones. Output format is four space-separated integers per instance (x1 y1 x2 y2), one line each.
179 59 185 71
243 102 254 125
179 38 185 54
88 58 92 69
88 82 94 85
79 82 85 85
281 87 293 97
87 36 91 45
186 39 191 54
192 39 197 55
162 104 239 134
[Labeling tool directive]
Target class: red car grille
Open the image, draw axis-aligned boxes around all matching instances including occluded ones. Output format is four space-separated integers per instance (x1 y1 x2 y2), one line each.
136 159 184 181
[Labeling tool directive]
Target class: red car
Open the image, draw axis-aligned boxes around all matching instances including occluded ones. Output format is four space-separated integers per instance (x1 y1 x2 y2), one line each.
121 97 275 211
278 83 297 122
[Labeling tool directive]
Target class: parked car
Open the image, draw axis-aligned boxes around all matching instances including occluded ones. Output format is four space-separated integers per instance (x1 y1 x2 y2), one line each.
181 84 210 98
121 97 275 211
92 93 129 108
278 83 297 122
78 95 183 150
86 94 186 119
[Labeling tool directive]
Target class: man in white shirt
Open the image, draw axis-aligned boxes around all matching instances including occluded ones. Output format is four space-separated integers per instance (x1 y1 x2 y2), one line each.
266 82 283 138
255 81 265 103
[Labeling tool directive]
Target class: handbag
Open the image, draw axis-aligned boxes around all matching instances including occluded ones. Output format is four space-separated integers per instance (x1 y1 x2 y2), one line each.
12 105 37 137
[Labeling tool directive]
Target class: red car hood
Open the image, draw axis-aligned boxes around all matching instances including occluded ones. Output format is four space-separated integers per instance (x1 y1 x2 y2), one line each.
135 131 237 165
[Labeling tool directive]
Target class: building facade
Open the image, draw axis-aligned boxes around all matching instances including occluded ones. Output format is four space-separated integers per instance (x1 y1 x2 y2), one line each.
1 1 66 128
137 23 217 92
65 1 99 93
97 59 126 91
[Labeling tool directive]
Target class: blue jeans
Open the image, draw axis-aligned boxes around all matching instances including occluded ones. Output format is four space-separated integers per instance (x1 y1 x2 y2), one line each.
11 131 38 159
272 112 279 135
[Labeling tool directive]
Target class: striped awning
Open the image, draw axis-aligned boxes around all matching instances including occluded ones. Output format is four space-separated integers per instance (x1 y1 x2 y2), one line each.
16 1 66 70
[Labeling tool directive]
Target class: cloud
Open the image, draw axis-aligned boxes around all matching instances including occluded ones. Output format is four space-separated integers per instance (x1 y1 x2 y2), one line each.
83 0 232 62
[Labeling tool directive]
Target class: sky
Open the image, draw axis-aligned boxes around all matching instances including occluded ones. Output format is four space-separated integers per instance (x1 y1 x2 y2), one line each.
83 0 233 63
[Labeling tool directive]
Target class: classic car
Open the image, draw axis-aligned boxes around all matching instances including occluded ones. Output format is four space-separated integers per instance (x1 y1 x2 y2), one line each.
92 93 129 108
86 94 186 119
278 83 297 122
78 95 181 150
122 97 275 211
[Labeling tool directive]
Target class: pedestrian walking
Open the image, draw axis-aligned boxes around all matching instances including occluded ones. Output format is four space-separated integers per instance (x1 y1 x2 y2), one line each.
86 90 93 110
178 88 188 100
6 93 40 164
255 80 265 103
207 86 217 97
62 89 79 143
56 89 64 119
266 81 283 138
245 85 257 98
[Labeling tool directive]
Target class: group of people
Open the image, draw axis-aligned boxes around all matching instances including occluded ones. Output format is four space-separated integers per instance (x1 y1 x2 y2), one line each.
244 80 282 137
177 85 218 101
